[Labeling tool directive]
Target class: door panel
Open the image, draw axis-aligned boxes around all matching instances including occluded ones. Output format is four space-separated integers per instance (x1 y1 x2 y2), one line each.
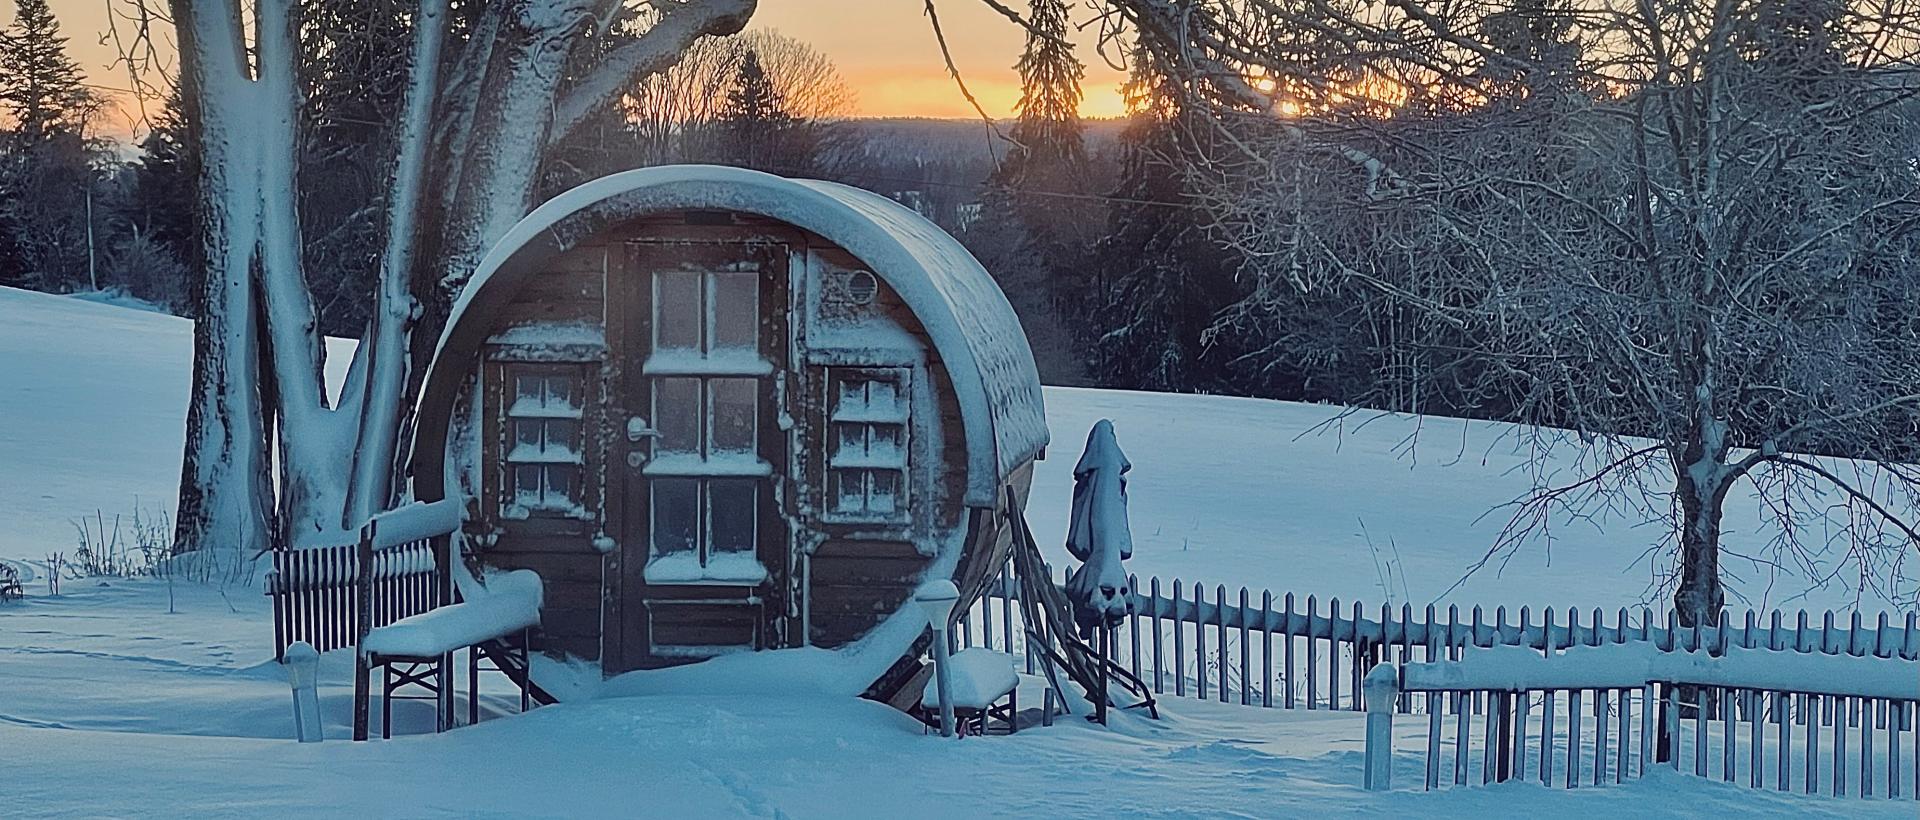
614 240 790 671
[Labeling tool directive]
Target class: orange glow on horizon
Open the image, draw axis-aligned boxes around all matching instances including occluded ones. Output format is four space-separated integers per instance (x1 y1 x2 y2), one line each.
843 69 1129 120
47 0 1138 144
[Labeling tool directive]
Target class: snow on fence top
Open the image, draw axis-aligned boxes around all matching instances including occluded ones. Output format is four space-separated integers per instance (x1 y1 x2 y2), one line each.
1399 642 1920 701
428 164 1048 507
1094 578 1920 660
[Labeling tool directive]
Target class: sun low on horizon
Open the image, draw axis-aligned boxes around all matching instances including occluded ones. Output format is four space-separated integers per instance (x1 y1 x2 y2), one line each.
33 0 1131 141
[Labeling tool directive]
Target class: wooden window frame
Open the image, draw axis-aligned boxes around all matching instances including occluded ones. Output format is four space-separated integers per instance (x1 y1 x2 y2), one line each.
493 361 598 522
820 366 913 526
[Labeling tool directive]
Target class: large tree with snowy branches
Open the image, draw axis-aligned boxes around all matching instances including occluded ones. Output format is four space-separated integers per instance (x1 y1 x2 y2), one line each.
1082 0 1920 621
129 0 758 569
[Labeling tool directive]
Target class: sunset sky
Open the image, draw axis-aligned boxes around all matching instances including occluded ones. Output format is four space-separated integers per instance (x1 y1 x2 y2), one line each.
28 0 1131 141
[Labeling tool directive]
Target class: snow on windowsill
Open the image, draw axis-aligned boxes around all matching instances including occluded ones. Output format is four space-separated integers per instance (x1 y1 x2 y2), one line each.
643 552 769 586
505 444 584 464
506 399 583 419
642 348 771 376
828 453 905 470
642 452 772 477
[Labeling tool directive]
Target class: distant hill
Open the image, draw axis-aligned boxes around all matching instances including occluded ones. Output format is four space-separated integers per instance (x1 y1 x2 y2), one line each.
822 117 1126 235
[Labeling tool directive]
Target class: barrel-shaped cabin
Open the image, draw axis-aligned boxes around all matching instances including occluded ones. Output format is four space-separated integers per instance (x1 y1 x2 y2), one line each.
410 166 1047 681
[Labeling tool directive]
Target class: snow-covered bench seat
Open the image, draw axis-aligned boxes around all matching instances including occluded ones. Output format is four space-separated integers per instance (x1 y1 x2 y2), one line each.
362 570 543 658
920 648 1021 734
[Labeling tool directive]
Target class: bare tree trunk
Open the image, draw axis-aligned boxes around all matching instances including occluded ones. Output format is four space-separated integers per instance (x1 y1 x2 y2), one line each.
173 278 273 562
170 0 273 567
1671 428 1728 631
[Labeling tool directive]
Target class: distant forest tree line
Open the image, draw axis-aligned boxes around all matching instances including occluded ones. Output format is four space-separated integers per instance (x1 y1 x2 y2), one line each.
16 0 1920 452
9 0 1917 621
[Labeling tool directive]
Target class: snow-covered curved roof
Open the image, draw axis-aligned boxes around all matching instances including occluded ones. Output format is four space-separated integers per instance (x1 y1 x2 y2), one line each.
423 165 1047 506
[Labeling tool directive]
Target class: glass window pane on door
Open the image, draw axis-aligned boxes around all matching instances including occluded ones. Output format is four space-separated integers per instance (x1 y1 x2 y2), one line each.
655 271 702 350
708 479 757 556
710 271 758 351
654 377 701 455
639 260 773 584
709 378 757 454
652 479 698 558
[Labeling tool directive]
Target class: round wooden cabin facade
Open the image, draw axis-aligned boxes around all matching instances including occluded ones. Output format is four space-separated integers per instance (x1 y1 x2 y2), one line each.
410 165 1048 678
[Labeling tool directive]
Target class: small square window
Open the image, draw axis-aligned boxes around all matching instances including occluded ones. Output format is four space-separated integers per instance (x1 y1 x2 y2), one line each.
823 368 910 524
500 365 591 520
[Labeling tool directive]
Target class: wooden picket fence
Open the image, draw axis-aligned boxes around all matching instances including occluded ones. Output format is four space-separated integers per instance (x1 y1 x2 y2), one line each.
964 562 1920 715
1386 649 1920 799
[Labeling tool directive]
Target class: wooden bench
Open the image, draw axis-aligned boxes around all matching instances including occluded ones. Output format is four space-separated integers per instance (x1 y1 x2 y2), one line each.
267 500 540 740
0 562 21 602
917 648 1021 735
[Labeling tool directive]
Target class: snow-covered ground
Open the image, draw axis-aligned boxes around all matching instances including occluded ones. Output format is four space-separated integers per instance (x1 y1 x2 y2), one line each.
4 579 1906 819
3 285 1915 817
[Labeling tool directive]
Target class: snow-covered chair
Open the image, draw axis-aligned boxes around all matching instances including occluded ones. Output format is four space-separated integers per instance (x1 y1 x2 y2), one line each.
267 499 545 740
919 648 1021 735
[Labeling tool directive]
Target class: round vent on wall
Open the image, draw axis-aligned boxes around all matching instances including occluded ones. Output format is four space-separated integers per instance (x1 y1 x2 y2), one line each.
828 270 879 306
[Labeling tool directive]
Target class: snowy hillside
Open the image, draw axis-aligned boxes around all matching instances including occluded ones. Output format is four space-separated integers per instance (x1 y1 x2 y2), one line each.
1 285 1908 615
1032 390 1920 615
0 287 353 572
2 285 1915 819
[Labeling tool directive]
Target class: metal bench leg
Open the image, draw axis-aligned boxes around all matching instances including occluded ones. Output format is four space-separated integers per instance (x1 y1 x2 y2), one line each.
1008 688 1018 734
518 628 532 712
381 661 394 740
352 652 371 741
469 645 481 726
437 652 452 732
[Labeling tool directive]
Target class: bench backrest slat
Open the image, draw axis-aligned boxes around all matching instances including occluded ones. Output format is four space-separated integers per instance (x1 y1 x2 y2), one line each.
269 504 460 661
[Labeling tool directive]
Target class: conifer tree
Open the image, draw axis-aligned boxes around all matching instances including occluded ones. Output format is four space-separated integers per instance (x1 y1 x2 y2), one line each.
719 49 807 174
0 0 102 292
997 0 1086 198
1086 46 1235 392
0 0 96 146
970 0 1097 385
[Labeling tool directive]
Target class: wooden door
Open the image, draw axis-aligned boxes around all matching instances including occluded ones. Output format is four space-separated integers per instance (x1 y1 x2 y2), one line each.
611 240 790 671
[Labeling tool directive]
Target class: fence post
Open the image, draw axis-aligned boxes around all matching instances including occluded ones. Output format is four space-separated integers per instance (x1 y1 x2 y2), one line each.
1364 663 1398 791
352 521 376 742
283 641 323 743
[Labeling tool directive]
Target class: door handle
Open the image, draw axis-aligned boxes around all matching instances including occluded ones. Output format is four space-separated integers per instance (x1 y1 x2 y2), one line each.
626 416 662 469
626 416 663 442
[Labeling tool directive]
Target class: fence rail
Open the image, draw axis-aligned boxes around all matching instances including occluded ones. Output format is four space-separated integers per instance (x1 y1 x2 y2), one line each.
1378 647 1920 799
964 563 1920 714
